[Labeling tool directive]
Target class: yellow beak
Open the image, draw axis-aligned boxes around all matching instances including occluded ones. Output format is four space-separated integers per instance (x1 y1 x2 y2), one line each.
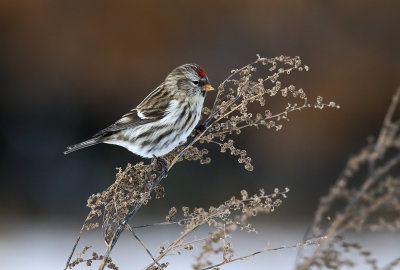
201 84 214 91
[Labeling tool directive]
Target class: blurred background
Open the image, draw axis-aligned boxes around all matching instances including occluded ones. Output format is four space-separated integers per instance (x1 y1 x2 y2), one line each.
1 0 399 269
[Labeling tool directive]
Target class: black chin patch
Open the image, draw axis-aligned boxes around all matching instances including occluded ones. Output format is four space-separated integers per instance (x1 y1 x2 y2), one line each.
201 90 206 97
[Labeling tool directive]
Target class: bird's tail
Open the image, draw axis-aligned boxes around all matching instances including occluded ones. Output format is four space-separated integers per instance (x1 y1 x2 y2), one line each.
64 137 103 154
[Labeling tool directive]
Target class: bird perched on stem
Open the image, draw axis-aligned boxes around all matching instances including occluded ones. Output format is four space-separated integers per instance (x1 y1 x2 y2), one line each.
64 64 214 164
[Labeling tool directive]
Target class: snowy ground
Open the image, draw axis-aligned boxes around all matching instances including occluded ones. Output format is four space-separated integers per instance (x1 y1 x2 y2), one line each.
1 218 399 270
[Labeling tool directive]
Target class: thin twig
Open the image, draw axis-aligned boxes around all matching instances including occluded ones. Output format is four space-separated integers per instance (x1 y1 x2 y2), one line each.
98 172 167 270
201 237 326 270
297 151 400 270
145 224 202 269
132 218 192 229
126 224 161 267
210 98 309 137
64 213 92 270
381 256 400 270
174 237 208 248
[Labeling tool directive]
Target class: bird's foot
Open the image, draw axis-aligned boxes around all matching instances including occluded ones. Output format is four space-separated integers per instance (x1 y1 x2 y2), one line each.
152 155 168 176
194 123 206 136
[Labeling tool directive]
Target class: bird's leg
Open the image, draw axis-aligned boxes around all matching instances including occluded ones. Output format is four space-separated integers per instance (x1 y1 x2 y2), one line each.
194 123 206 136
152 155 168 175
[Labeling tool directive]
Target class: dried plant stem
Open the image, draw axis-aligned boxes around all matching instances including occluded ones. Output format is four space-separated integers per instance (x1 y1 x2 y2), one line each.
126 224 161 267
132 218 192 229
373 87 400 155
65 213 93 270
146 189 289 269
299 145 400 270
175 237 208 248
201 237 326 270
98 128 207 269
66 56 338 270
98 192 159 269
145 225 202 269
213 98 309 137
297 87 400 270
209 59 256 111
382 257 400 270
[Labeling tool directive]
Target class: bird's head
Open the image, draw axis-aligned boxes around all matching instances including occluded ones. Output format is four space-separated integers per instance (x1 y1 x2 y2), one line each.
165 63 214 98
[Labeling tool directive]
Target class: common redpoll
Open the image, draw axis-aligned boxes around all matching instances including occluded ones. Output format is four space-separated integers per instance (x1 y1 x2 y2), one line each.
64 64 214 158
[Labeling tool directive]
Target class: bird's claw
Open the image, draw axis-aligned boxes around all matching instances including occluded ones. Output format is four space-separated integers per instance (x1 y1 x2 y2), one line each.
153 155 168 176
194 123 206 136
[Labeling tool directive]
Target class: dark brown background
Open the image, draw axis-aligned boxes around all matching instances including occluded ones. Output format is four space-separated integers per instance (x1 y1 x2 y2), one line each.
1 0 399 222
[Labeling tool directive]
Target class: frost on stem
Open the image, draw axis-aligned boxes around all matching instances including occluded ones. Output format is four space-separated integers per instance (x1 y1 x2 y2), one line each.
65 55 338 270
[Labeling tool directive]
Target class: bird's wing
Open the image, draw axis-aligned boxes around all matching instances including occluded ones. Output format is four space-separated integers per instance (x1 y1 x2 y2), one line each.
92 84 172 137
135 83 173 118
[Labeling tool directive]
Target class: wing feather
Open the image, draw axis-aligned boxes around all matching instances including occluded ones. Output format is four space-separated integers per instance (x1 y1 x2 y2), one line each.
92 84 172 137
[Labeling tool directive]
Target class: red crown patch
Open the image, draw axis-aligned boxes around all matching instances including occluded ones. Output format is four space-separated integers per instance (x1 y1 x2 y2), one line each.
196 67 206 78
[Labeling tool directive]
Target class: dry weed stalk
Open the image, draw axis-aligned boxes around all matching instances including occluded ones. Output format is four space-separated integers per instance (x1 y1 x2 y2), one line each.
296 87 400 270
65 55 338 270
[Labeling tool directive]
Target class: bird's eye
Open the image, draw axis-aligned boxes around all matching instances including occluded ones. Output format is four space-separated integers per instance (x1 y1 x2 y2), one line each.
192 81 199 85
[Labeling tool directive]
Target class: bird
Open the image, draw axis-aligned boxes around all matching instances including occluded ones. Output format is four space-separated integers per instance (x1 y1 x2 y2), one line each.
64 64 214 161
